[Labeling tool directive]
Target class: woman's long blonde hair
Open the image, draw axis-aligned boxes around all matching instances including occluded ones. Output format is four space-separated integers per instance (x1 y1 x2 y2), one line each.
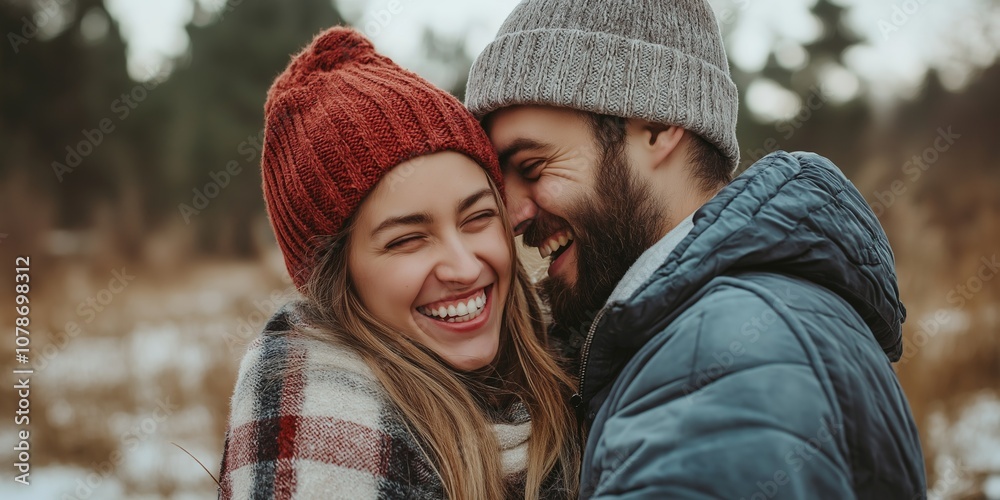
298 175 580 499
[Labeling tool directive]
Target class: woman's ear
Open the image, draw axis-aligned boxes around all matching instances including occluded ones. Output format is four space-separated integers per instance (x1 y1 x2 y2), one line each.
626 119 685 172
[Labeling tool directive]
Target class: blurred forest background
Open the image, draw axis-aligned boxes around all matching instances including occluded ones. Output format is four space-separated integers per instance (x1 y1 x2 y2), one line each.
0 0 998 498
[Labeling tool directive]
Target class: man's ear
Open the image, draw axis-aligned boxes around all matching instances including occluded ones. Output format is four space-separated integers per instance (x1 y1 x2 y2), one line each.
627 119 685 171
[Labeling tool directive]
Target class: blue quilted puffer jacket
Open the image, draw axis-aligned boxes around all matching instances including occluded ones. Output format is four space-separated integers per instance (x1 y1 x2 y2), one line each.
576 151 926 499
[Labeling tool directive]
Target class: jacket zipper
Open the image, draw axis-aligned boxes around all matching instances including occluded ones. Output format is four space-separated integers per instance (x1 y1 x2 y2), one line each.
570 306 608 410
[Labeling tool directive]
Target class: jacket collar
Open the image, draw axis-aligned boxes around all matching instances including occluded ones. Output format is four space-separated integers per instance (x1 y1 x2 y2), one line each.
578 151 906 407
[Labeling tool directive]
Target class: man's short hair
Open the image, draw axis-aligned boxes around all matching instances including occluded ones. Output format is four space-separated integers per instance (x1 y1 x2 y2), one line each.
587 113 732 193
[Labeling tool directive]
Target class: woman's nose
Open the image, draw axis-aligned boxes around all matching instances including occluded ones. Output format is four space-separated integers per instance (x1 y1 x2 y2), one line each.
435 238 483 285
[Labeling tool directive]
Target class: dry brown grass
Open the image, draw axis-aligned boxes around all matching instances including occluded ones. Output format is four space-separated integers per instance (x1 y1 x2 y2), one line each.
0 165 995 497
0 251 293 497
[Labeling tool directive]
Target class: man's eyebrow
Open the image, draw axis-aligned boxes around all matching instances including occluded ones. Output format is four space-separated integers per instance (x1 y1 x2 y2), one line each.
497 138 549 170
371 212 432 238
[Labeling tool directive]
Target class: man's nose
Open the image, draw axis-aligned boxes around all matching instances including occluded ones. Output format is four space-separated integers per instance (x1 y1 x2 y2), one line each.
502 175 539 236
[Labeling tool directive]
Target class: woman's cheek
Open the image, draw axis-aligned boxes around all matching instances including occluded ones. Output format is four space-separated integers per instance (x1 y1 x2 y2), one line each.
391 254 437 299
482 225 513 276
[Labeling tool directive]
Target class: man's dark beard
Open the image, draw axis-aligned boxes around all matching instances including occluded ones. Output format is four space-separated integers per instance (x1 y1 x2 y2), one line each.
533 141 668 335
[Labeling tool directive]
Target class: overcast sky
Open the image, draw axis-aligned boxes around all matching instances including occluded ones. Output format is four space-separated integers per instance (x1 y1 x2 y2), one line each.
96 0 1000 121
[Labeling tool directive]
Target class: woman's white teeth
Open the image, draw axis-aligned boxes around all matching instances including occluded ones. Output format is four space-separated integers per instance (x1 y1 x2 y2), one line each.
446 304 484 323
419 290 487 322
539 231 574 258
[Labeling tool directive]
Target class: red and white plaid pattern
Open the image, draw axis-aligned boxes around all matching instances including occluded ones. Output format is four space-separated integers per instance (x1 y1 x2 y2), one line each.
219 302 531 499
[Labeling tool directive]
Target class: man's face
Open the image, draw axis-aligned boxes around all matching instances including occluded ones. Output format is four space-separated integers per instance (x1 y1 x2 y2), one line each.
487 106 666 330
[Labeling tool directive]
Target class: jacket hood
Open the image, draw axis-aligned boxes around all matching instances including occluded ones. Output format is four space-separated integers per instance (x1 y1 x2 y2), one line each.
600 151 906 362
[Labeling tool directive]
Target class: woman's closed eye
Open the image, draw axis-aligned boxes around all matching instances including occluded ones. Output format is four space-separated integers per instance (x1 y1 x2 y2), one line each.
464 209 499 229
385 234 425 251
384 209 498 251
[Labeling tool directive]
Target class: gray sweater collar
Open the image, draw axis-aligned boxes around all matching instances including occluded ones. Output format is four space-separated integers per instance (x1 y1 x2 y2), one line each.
606 212 695 305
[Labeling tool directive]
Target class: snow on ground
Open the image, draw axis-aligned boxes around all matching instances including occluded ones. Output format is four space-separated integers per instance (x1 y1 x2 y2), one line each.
928 391 1000 499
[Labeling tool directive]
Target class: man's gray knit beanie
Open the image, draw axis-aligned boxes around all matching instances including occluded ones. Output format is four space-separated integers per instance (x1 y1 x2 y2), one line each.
466 0 740 171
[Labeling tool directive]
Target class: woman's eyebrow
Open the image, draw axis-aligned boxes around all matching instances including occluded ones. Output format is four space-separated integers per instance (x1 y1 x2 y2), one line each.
370 212 432 238
370 188 494 238
457 188 494 213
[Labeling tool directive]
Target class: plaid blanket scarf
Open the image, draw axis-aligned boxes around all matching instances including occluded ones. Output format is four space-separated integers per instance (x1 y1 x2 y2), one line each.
219 302 532 499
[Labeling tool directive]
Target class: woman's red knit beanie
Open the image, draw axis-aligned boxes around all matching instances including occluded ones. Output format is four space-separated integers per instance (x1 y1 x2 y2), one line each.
261 26 502 289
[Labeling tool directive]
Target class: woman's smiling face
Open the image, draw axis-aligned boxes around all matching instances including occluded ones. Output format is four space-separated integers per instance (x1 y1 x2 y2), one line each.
347 151 511 371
